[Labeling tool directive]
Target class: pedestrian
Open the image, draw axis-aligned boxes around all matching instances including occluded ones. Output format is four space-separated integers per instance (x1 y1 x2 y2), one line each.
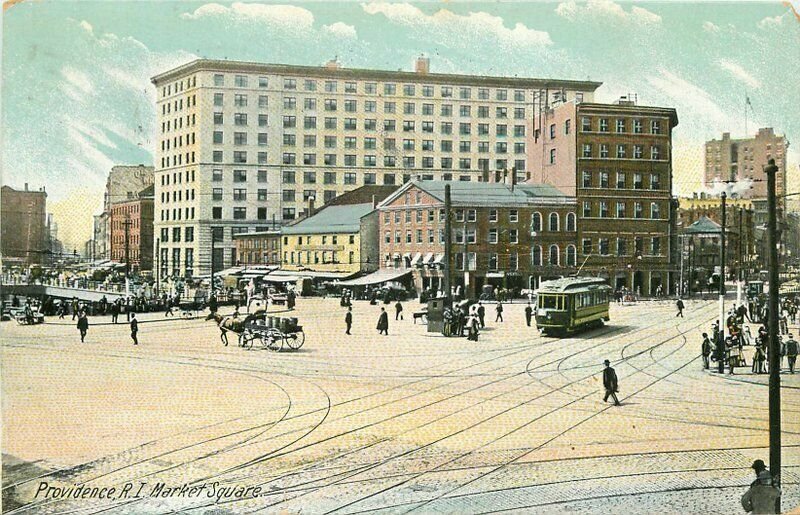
726 337 736 375
741 460 780 514
76 311 89 343
779 310 788 335
287 290 296 310
126 296 133 321
676 298 684 318
71 297 79 321
701 332 711 370
376 307 389 335
99 295 108 315
345 306 353 335
395 301 404 321
111 300 119 324
208 293 218 314
785 334 798 374
466 315 479 341
165 298 174 317
495 302 504 322
753 344 766 374
602 359 620 406
525 303 533 327
477 302 486 328
58 302 67 319
130 313 139 345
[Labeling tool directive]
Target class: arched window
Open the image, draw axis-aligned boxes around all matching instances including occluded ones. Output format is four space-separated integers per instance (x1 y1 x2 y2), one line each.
549 244 560 265
531 212 542 232
566 212 576 232
532 245 542 266
566 245 576 266
549 212 560 231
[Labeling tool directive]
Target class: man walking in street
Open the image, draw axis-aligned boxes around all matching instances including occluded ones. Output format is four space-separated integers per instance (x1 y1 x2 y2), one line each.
525 303 533 327
477 303 486 328
376 307 389 336
345 307 353 335
130 313 139 345
395 301 404 321
676 298 685 318
602 359 620 406
76 311 89 343
111 300 119 324
785 333 798 374
495 302 504 323
741 459 780 514
702 332 712 370
71 297 79 321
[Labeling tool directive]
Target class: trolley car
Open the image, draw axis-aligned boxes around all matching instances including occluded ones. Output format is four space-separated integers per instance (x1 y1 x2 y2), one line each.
535 277 611 335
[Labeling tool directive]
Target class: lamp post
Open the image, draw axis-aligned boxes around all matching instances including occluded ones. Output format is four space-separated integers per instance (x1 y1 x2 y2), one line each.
718 191 726 349
766 158 781 497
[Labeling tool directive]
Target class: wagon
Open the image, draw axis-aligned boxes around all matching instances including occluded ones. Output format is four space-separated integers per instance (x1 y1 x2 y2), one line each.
241 315 305 351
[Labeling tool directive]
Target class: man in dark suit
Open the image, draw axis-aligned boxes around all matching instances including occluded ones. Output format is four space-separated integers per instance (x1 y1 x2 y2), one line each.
376 307 389 335
477 303 486 328
345 307 353 335
602 359 620 406
130 313 139 345
525 303 533 327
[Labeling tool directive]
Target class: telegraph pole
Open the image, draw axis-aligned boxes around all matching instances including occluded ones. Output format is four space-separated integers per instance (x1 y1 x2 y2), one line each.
211 230 216 294
155 237 160 296
122 216 133 295
719 192 726 345
766 158 781 497
443 185 452 307
463 220 469 297
737 206 744 306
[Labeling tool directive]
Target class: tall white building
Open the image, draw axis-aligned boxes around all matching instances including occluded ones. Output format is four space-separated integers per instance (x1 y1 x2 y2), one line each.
151 58 601 278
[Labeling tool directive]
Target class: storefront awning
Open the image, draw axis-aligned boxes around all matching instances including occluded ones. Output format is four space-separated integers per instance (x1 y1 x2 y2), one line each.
263 270 356 282
433 253 445 264
423 252 434 264
338 269 412 286
410 253 422 266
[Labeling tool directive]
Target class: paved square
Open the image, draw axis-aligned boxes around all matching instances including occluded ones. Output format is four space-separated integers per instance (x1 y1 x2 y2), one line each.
2 297 798 513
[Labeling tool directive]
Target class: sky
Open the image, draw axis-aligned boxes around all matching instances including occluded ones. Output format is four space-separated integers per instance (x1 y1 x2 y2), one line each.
2 0 799 252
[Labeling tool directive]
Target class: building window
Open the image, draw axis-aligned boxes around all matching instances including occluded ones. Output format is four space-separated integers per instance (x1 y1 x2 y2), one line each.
582 238 591 255
651 120 661 134
549 148 556 164
599 238 609 256
651 237 661 255
581 117 591 132
634 202 643 219
651 202 661 219
212 207 222 219
582 144 592 158
616 201 626 218
633 119 643 133
599 119 609 132
633 145 643 159
213 74 224 86
650 173 661 190
549 245 560 265
582 171 592 188
633 173 643 189
549 212 559 231
600 171 609 188
233 207 246 219
282 190 295 202
651 146 661 160
582 201 591 217
616 144 626 158
565 119 571 135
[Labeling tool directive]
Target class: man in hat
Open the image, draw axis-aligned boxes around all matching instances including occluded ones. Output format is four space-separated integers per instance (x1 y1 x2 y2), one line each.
785 334 798 374
741 459 780 514
525 303 533 327
376 307 389 336
676 298 685 318
701 332 712 370
602 360 620 406
130 313 139 345
345 306 353 335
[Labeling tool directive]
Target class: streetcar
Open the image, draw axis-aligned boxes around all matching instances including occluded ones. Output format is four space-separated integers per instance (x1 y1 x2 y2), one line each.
535 277 612 335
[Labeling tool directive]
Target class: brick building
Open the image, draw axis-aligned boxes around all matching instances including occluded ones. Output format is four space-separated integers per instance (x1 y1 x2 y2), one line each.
1 184 48 265
376 179 576 297
530 98 679 295
232 231 281 266
109 185 155 272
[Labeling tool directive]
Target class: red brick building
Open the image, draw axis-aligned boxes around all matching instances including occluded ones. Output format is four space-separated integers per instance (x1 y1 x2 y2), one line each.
531 98 679 295
110 185 154 272
233 231 281 266
376 179 577 297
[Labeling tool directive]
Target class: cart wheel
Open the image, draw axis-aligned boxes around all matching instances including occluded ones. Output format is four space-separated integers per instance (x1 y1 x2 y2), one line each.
285 331 305 350
267 330 282 351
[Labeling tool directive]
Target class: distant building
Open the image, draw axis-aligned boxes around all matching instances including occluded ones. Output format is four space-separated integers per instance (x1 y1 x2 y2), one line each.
109 185 155 272
93 213 109 260
376 179 576 297
1 184 48 265
150 57 602 278
530 97 679 295
233 231 281 266
704 128 788 200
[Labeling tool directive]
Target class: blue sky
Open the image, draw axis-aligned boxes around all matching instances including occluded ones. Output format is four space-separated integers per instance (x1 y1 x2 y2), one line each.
2 1 799 251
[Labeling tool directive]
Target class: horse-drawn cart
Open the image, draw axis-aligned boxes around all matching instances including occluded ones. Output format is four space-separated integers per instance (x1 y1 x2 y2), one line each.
217 312 305 351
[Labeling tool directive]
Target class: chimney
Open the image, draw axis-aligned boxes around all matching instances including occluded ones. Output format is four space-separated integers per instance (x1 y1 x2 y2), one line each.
24 183 28 191
308 197 315 217
372 194 377 209
325 58 341 70
415 56 430 74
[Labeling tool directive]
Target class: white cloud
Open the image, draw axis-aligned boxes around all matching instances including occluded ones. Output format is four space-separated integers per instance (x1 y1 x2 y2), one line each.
79 20 93 34
758 14 785 29
322 22 357 39
716 59 761 89
646 69 733 131
702 21 720 33
362 3 552 47
61 67 93 95
556 0 661 25
181 2 314 32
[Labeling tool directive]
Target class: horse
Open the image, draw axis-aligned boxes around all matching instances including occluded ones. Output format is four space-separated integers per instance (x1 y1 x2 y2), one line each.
213 312 246 346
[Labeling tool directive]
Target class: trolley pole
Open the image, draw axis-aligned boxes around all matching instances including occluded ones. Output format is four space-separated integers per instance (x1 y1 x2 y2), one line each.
766 158 781 496
719 192 726 345
443 185 452 307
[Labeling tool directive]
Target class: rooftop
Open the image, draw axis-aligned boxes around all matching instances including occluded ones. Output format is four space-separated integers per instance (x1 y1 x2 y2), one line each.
683 216 722 235
282 203 375 235
151 58 603 91
325 185 399 207
380 180 571 208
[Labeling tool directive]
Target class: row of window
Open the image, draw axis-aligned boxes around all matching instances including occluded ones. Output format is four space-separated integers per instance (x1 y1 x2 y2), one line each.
580 117 663 135
581 171 661 190
272 97 528 118
286 234 356 246
160 189 196 203
162 132 197 151
283 250 356 266
216 73 533 102
277 116 526 136
161 94 197 116
159 227 195 243
581 237 662 256
449 246 578 270
579 143 663 160
160 207 196 222
161 76 197 97
161 113 196 135
581 200 662 219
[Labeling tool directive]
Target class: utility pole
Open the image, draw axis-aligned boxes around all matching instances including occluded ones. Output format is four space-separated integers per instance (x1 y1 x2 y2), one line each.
766 158 781 497
463 220 469 297
443 184 452 307
155 237 160 296
719 192 726 346
211 230 216 294
122 216 132 296
737 206 744 306
679 235 685 297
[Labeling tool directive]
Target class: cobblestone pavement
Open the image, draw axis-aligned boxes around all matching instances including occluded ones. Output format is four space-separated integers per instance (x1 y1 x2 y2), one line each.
2 297 799 514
